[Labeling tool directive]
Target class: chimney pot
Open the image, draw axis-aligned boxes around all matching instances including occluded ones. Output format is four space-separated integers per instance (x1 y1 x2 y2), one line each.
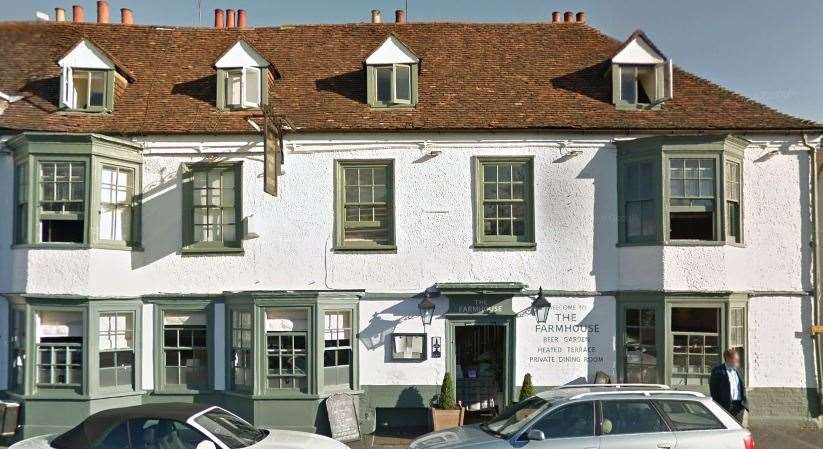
72 4 85 23
563 11 573 23
395 9 406 24
551 11 561 23
576 11 586 23
237 9 248 28
120 8 133 25
55 7 66 22
371 9 382 24
214 9 225 28
226 9 236 28
97 1 109 23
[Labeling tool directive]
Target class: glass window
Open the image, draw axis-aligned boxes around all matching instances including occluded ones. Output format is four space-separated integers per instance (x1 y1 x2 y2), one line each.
15 163 28 244
669 158 716 240
36 310 83 387
163 311 208 390
620 65 654 105
98 312 135 389
338 161 393 248
725 161 742 243
601 400 668 435
39 161 86 243
244 68 261 106
375 66 392 104
99 165 134 243
10 308 26 392
70 69 107 110
230 309 253 391
188 164 240 248
654 400 725 431
324 311 352 389
531 402 595 439
623 307 659 383
623 161 656 242
265 309 309 392
478 159 533 244
193 409 266 449
394 64 412 103
671 308 721 386
128 419 205 449
226 70 242 107
729 307 746 378
373 64 414 106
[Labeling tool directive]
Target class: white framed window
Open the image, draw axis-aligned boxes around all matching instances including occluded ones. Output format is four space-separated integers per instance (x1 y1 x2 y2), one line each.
99 165 134 243
224 67 262 108
61 68 108 110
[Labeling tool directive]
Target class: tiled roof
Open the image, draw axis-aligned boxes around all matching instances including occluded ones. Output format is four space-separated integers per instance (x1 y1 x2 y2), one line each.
0 21 818 135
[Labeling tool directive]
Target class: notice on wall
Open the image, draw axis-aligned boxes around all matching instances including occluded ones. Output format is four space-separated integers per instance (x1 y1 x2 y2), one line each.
516 297 615 385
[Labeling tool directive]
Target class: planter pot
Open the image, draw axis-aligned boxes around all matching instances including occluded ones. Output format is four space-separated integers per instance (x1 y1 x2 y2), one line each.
430 407 465 431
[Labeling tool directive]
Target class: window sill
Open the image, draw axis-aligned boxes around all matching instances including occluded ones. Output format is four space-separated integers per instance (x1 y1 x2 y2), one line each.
12 243 144 251
616 241 747 248
151 388 214 396
334 244 397 254
318 388 364 399
181 245 245 256
472 242 536 250
369 105 417 110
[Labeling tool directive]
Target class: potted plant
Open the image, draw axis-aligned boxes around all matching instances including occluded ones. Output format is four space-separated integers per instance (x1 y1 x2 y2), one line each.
519 373 536 401
430 372 464 431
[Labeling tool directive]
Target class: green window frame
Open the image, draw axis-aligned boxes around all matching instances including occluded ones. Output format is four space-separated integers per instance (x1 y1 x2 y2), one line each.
473 157 535 248
98 165 136 244
216 67 268 111
159 308 210 392
229 308 253 392
616 135 746 246
98 312 136 390
367 63 419 108
9 133 143 249
9 307 26 393
617 294 748 390
323 310 353 390
182 162 243 254
264 308 310 393
34 309 85 391
334 160 395 251
62 68 114 112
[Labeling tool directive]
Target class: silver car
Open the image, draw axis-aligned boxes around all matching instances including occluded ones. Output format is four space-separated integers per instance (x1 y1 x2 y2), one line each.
410 384 754 449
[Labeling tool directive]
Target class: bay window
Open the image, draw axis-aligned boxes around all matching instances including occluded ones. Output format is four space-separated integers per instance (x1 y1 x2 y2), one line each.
35 310 84 390
265 309 309 392
14 163 29 244
39 161 86 243
670 307 720 386
617 135 746 245
162 310 209 390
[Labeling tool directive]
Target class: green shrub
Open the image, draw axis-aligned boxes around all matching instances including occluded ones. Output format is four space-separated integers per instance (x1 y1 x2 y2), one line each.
519 373 536 401
436 372 457 409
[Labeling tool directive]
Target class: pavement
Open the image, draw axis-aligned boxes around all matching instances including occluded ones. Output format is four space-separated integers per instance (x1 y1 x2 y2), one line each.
345 426 823 449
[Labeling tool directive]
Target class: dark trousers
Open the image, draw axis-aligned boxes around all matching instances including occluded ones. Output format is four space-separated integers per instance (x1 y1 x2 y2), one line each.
729 401 747 425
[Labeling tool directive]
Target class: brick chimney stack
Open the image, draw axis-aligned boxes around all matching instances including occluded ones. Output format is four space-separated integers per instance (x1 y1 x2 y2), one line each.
55 7 66 22
563 11 573 23
395 9 406 24
237 9 247 28
72 4 84 23
121 8 133 25
371 9 381 24
226 9 236 28
97 0 109 23
551 11 560 23
214 9 225 28
576 12 586 23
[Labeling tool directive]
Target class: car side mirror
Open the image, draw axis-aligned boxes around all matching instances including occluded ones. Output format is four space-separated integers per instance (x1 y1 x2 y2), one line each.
527 429 546 441
196 440 217 449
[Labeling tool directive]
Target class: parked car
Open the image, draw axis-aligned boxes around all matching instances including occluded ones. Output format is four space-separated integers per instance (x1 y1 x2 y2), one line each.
409 384 755 449
10 403 347 449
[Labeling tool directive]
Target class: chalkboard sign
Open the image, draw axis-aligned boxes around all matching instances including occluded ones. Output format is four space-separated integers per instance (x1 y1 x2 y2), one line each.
326 393 360 443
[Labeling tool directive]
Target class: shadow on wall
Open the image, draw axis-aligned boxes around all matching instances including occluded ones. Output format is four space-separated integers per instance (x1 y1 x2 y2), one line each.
358 297 425 351
131 165 183 269
396 386 426 408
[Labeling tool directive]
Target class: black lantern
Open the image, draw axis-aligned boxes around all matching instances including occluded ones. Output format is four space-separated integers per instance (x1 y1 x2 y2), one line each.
531 287 552 324
418 291 436 326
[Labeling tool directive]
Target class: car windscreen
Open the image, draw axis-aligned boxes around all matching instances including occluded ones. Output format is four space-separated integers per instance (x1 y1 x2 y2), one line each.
482 396 549 438
193 409 267 449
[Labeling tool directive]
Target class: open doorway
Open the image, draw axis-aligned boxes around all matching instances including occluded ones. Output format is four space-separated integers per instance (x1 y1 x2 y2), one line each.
453 324 506 424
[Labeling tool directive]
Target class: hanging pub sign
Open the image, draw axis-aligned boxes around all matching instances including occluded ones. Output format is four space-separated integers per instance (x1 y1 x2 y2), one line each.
262 105 285 197
325 393 361 443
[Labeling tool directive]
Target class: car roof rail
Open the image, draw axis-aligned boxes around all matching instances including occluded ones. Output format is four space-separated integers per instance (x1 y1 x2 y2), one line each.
568 390 706 400
555 384 671 390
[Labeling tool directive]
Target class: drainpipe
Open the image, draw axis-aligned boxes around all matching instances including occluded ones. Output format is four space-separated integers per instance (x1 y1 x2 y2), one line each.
801 133 823 422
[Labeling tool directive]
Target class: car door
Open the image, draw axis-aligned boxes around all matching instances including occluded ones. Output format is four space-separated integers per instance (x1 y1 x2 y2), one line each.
518 401 599 449
598 399 676 449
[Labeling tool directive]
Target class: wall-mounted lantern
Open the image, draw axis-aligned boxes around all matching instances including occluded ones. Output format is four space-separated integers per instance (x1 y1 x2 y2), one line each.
531 286 552 324
418 291 436 326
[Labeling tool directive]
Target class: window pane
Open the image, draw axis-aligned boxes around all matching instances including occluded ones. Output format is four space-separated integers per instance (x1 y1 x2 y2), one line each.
395 65 411 102
479 161 531 242
245 68 260 105
655 400 725 431
89 71 105 107
601 401 668 435
532 402 594 438
72 70 89 109
376 66 392 103
340 163 392 246
620 66 637 103
227 71 242 106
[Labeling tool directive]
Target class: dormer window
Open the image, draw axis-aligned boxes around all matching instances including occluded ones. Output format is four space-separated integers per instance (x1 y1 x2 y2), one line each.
611 31 672 109
58 40 125 112
366 36 419 108
215 41 270 111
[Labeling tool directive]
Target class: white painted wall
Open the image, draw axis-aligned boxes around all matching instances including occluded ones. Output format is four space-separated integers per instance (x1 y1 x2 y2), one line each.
748 295 817 388
141 303 154 391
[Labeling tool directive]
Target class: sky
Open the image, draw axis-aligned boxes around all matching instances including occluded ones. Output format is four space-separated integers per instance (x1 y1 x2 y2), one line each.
4 0 822 123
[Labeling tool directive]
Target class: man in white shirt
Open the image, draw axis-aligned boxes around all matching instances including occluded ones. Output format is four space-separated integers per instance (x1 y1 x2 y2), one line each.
710 348 749 425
